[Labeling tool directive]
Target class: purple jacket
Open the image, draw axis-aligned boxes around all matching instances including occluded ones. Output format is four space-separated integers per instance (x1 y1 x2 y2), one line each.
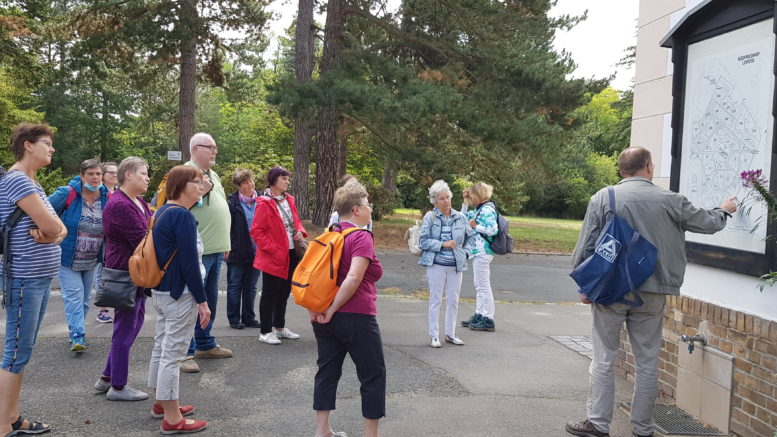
103 189 152 271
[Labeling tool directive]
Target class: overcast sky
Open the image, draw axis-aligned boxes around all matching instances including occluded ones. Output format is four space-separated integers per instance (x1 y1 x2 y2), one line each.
265 0 639 91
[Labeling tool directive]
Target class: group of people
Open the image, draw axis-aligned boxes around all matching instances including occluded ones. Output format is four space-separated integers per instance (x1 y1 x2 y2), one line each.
0 123 388 436
1 121 743 437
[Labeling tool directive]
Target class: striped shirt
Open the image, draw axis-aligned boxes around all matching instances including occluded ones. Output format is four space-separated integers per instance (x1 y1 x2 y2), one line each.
0 170 61 278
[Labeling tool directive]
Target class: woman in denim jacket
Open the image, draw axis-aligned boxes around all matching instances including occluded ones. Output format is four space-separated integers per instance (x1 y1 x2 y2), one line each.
418 180 475 348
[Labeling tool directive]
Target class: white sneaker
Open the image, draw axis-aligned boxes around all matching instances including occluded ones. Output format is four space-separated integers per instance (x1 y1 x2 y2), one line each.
275 327 301 339
106 385 149 401
93 378 111 393
445 335 464 346
260 332 282 345
430 337 441 348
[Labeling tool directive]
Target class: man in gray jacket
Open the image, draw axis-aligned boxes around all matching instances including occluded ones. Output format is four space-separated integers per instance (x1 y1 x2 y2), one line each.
566 147 737 437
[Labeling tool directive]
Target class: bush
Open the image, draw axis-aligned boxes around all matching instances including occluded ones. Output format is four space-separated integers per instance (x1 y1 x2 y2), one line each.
365 183 398 221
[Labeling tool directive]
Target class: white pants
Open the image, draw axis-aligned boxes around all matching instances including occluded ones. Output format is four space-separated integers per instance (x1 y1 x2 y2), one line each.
148 291 198 401
473 254 495 319
587 292 665 436
426 265 463 338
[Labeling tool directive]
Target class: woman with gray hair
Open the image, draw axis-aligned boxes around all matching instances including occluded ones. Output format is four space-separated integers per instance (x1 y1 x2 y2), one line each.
418 180 475 348
94 156 153 402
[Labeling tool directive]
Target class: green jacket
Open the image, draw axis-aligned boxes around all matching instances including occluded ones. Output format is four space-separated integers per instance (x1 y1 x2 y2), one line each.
572 177 730 295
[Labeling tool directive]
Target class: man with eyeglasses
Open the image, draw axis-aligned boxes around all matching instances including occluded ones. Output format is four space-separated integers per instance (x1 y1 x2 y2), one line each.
179 132 233 373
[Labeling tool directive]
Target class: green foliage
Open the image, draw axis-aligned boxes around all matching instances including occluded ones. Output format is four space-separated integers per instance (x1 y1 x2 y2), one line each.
365 183 398 222
36 167 69 195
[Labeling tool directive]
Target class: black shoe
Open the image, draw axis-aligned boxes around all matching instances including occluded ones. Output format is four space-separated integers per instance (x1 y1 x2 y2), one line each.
633 433 653 437
229 322 245 329
243 320 261 328
565 419 609 437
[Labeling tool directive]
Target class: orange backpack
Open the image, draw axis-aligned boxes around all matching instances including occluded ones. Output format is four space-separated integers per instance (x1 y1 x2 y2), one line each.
129 205 182 288
291 226 370 313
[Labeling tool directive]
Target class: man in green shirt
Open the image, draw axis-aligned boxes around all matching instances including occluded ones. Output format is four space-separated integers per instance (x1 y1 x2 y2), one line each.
181 132 233 373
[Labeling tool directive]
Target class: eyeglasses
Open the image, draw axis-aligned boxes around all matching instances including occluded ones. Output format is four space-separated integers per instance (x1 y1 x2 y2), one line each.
104 171 117 175
188 180 204 187
194 144 218 152
360 203 374 210
32 139 52 147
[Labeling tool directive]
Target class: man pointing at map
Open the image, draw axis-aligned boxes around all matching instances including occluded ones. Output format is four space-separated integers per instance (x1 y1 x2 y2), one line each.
566 147 737 437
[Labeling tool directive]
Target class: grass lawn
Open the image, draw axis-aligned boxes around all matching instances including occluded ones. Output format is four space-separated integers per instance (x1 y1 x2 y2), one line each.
378 209 582 253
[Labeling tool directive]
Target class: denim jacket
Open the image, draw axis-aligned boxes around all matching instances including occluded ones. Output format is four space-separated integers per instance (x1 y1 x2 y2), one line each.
418 208 475 272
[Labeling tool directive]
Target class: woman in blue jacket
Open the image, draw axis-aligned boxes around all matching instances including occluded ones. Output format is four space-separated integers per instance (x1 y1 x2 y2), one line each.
48 159 110 353
419 180 475 348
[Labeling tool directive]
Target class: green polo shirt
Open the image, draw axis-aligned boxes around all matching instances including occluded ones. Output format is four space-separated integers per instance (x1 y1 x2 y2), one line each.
185 160 231 255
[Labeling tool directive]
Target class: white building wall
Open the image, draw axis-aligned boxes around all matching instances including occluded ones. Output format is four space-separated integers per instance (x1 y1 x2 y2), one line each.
633 0 777 321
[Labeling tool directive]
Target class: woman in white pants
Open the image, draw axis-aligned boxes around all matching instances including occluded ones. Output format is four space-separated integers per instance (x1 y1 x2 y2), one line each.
461 182 499 332
147 165 212 435
418 180 475 348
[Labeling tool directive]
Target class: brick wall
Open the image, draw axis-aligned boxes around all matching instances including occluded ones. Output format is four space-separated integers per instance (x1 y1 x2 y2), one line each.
616 295 777 437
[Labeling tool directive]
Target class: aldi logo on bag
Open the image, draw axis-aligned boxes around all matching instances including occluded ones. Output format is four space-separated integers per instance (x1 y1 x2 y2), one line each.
595 234 621 263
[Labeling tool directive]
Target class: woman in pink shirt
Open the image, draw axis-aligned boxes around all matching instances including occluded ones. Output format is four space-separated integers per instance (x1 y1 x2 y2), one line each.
310 181 385 437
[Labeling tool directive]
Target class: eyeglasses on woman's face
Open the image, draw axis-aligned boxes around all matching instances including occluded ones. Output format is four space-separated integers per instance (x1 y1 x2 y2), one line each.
188 179 204 187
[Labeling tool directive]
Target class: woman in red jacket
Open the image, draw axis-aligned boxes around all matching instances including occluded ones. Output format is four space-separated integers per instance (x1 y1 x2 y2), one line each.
250 166 307 345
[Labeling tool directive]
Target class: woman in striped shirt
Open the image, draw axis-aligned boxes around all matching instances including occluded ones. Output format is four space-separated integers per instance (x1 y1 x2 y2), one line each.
0 123 67 436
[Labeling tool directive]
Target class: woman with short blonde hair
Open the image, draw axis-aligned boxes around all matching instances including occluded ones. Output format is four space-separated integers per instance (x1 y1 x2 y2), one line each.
461 182 499 332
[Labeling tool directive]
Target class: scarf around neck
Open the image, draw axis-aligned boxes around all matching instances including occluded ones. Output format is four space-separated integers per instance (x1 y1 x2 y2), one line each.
239 190 258 206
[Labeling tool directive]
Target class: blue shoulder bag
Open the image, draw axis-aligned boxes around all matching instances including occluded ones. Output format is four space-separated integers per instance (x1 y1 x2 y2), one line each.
569 187 657 307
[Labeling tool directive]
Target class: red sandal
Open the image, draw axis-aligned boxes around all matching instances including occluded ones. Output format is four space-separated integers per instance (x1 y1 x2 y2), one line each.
160 418 207 435
151 403 196 419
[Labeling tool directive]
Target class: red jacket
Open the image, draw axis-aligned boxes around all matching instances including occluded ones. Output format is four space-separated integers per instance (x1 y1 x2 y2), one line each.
250 193 307 279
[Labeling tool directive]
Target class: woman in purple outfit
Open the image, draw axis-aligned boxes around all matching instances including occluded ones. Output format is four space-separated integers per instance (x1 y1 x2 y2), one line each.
93 156 153 402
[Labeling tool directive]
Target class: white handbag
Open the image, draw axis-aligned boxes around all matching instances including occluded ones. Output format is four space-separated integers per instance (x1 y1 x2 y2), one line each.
404 220 423 256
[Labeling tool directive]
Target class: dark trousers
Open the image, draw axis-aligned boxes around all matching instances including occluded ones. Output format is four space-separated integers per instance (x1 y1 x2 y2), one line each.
259 250 298 334
226 262 260 325
187 252 223 355
312 312 386 419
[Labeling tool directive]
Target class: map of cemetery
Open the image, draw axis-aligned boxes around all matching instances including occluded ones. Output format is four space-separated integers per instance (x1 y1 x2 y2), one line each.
686 62 762 215
681 22 774 253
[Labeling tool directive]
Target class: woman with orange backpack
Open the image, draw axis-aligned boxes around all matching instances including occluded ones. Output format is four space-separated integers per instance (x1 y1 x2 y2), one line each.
310 181 385 437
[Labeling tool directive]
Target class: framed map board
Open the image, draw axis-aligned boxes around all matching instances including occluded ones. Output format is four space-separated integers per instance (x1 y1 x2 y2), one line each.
663 1 777 275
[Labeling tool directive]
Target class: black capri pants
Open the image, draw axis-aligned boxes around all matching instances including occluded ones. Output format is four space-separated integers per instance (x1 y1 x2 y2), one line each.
259 249 299 334
312 312 386 419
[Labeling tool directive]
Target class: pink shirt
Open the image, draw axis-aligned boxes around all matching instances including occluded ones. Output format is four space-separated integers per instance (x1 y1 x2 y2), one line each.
336 222 383 316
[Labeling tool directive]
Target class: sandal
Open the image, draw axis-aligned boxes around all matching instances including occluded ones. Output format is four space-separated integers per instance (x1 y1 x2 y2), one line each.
9 416 51 435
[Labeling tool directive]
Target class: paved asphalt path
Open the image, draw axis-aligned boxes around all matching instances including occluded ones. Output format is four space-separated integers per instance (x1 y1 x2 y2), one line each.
11 251 640 437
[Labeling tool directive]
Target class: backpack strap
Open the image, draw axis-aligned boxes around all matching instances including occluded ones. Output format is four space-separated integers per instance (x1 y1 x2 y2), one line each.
150 204 185 270
607 186 616 216
56 186 77 216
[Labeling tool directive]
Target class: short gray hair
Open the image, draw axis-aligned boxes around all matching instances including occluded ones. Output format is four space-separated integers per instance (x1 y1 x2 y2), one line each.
117 156 148 185
189 132 215 155
428 179 452 204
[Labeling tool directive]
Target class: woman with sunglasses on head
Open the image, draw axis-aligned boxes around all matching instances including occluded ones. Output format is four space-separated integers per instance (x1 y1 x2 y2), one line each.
250 166 307 345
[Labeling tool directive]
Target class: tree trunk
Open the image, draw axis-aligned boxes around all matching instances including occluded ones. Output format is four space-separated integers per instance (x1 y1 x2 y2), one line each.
292 0 316 219
100 91 109 161
336 125 347 178
382 164 397 192
178 0 198 161
313 0 346 226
